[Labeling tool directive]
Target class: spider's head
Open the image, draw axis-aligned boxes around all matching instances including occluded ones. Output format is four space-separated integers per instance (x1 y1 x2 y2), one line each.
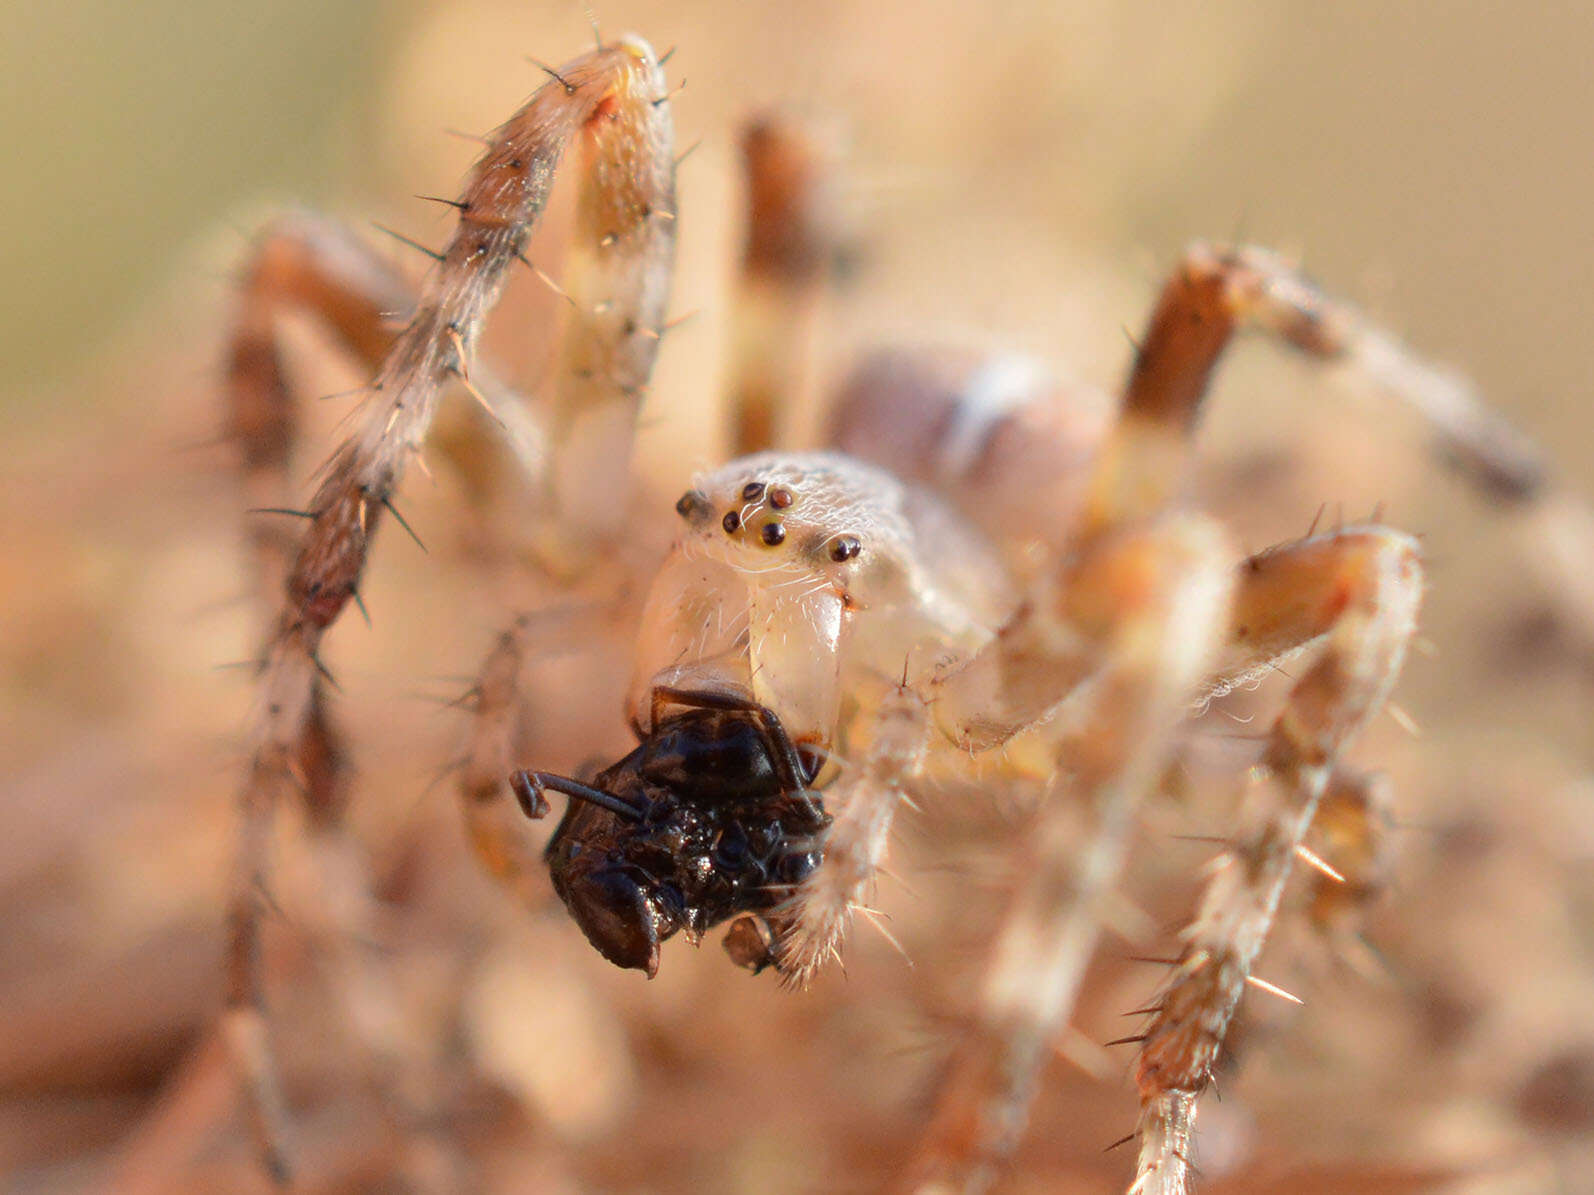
514 700 828 977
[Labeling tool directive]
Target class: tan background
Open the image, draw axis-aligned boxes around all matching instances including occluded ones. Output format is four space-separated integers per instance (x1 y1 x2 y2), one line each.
3 3 1592 1193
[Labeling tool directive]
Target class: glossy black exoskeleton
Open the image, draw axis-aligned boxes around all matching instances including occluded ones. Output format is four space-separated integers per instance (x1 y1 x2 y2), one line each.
511 689 829 977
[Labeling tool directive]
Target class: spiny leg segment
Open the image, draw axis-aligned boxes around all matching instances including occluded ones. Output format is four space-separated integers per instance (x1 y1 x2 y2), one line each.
900 515 1237 1194
902 243 1443 1194
226 214 413 1184
223 36 676 1184
1131 529 1422 1195
1084 242 1540 537
772 684 930 987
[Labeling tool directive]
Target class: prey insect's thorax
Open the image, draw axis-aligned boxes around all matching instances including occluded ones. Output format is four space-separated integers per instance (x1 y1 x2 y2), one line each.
626 452 1017 761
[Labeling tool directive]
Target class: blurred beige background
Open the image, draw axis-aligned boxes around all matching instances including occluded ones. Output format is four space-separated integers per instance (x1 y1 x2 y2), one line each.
5 0 1593 478
3 3 1593 1193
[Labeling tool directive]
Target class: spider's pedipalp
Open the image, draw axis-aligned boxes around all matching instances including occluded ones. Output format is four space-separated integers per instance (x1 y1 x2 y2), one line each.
773 684 928 987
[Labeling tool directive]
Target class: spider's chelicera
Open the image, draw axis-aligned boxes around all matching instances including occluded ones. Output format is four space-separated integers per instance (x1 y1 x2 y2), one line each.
512 690 829 977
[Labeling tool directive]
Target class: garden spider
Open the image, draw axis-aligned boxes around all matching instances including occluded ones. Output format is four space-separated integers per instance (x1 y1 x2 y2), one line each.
218 30 1558 1195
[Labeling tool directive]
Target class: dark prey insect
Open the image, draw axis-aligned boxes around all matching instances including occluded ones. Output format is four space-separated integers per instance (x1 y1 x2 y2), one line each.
512 688 829 977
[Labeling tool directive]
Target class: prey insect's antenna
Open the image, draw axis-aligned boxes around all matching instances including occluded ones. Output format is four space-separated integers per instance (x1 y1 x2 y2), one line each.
511 770 647 822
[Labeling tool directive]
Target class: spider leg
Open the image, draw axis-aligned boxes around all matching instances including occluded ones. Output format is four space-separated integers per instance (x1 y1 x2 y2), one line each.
458 616 548 901
1196 531 1413 955
538 55 677 562
228 214 551 1189
729 114 850 454
901 514 1236 1194
1083 242 1542 535
1131 527 1423 1195
226 214 408 1185
223 38 677 1185
901 242 1466 1190
1201 523 1419 703
229 214 409 603
1303 765 1395 945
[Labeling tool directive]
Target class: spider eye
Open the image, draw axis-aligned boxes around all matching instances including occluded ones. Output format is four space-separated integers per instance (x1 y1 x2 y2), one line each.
722 509 742 534
761 521 786 546
828 534 862 562
676 489 708 518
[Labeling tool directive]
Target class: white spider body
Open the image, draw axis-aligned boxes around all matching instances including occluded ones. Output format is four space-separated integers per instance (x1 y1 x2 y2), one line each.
627 451 1017 763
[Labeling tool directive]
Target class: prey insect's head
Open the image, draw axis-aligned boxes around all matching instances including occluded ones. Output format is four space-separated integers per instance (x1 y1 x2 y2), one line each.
514 691 828 977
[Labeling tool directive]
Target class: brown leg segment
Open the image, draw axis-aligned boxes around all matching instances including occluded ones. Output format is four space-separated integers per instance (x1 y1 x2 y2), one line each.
1086 243 1543 535
729 114 850 455
224 37 678 1184
1131 527 1423 1195
225 215 410 1186
458 605 607 902
227 214 410 611
901 513 1236 1195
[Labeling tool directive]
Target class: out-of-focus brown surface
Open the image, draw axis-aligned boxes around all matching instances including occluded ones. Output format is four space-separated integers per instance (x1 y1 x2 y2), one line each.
3 3 1592 1193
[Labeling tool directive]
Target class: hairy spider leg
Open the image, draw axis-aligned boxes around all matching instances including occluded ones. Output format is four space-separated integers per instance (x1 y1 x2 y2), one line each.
900 245 1429 1194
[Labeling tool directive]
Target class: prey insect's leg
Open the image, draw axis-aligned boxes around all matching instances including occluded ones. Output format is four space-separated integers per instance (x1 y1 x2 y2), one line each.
1131 528 1422 1195
512 771 647 821
771 686 929 988
901 514 1236 1195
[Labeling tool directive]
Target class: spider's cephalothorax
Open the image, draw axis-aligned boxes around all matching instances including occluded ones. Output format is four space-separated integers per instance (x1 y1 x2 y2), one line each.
512 691 829 977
